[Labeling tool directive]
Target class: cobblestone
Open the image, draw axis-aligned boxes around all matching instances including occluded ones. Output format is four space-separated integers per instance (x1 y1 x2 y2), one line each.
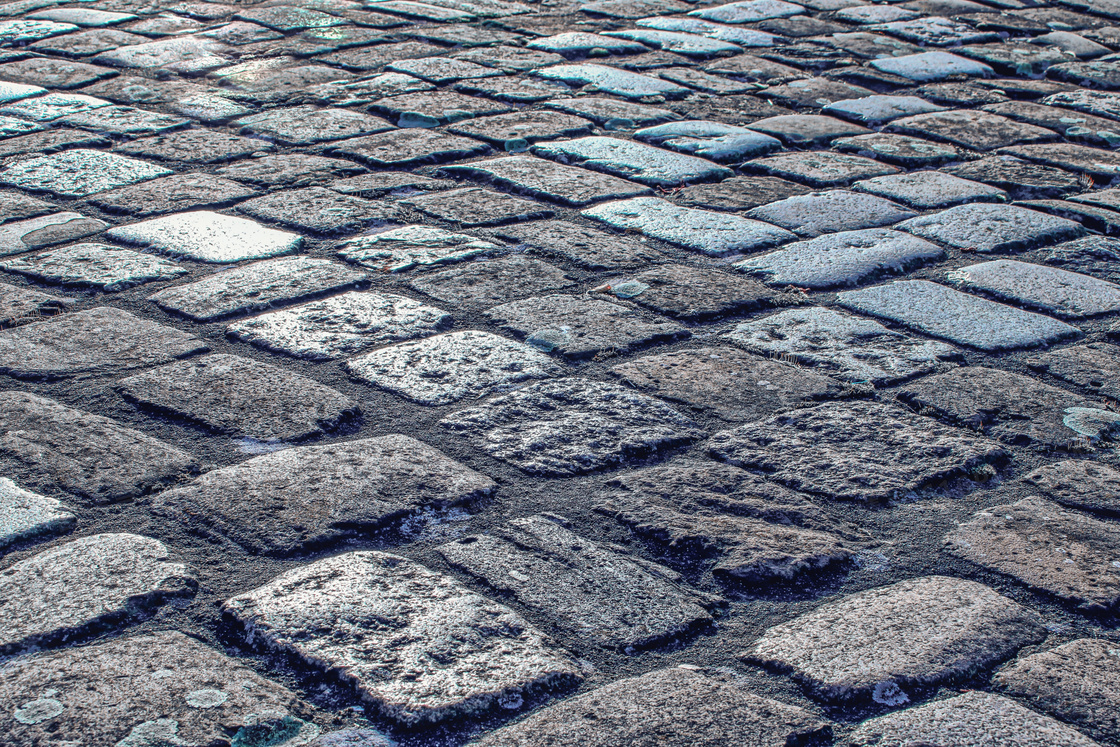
0 476 73 551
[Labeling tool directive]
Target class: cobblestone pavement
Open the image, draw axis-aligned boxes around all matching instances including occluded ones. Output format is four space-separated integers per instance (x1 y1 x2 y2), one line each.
4 0 1120 743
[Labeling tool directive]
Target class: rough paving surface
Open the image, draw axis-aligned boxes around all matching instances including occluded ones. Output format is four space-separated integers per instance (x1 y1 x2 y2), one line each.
5 0 1120 743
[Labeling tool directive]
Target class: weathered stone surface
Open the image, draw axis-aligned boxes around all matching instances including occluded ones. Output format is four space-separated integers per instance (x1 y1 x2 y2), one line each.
947 496 1120 611
898 203 1085 253
0 212 107 257
0 282 71 327
493 220 661 270
402 187 554 227
228 290 450 360
852 171 1007 210
0 149 171 197
748 151 898 187
0 477 73 551
408 255 574 310
847 691 1103 747
487 294 687 358
746 114 869 147
218 154 365 187
675 175 810 211
708 401 1005 502
537 63 688 100
634 120 782 162
602 264 775 320
949 260 1120 318
119 353 358 441
1043 235 1120 283
238 186 398 235
994 638 1120 744
534 136 732 187
223 551 582 724
441 515 713 649
441 378 702 476
106 211 302 263
0 192 53 224
1020 460 1120 516
0 533 193 650
345 330 562 405
1001 142 1120 179
330 129 490 166
444 111 592 146
149 256 368 322
837 279 1081 351
472 667 828 747
150 434 494 553
338 225 499 273
823 94 945 124
86 173 259 216
747 576 1043 704
834 132 968 168
0 631 316 747
544 95 681 126
744 191 917 238
370 90 511 122
0 243 186 290
444 156 650 207
114 129 269 164
234 105 393 144
0 306 206 380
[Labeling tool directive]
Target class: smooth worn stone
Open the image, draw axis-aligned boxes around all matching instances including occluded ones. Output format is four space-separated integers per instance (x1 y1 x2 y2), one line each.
441 515 713 649
1029 342 1120 400
114 129 270 164
491 220 662 270
949 260 1120 318
0 192 53 224
533 136 732 187
942 155 1082 199
0 391 198 502
228 290 450 361
0 477 73 551
745 191 916 238
441 378 702 476
847 691 1101 747
838 279 1080 351
337 225 498 273
675 176 811 211
543 96 681 127
708 401 1005 502
407 255 574 310
889 110 1056 151
86 173 259 216
823 95 946 125
217 154 365 187
746 576 1042 704
223 551 582 724
0 149 170 198
370 90 512 123
598 264 776 320
899 366 1111 447
833 133 967 168
486 294 687 358
526 30 647 57
345 330 562 405
726 307 958 385
29 28 150 56
897 203 1085 253
697 54 801 84
0 92 111 122
853 171 1007 210
1000 142 1120 179
758 79 874 110
982 101 1120 149
583 197 795 256
955 43 1067 77
453 45 566 71
329 129 490 166
234 105 392 144
0 283 71 327
0 243 186 291
636 15 781 46
0 212 107 257
748 151 899 188
870 50 993 82
0 533 192 651
745 115 869 148
0 306 206 380
446 156 649 207
151 434 494 553
118 353 358 441
238 187 397 235
633 120 782 162
0 631 316 747
611 345 843 421
823 31 922 60
444 111 593 146
55 105 189 137
402 187 553 227
689 0 803 24
1043 236 1120 284
472 667 828 747
107 211 302 263
948 496 1120 611
150 257 366 322
606 28 741 57
537 63 688 100
994 638 1120 744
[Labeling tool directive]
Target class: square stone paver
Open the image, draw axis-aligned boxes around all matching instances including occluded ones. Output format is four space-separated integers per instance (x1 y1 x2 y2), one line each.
0 477 73 552
0 212 108 257
533 136 732 186
0 243 186 291
0 149 171 197
599 263 777 320
544 96 681 126
744 190 917 238
337 225 499 273
106 211 302 263
401 187 554 227
444 156 650 207
823 94 945 124
949 260 1120 318
86 173 260 216
407 255 574 310
898 203 1086 253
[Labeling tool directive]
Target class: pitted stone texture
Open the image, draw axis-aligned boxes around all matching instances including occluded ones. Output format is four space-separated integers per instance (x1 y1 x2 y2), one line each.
402 187 554 227
86 173 259 217
149 257 368 322
472 667 828 747
534 136 731 187
0 477 73 551
441 378 702 476
947 496 1120 612
747 576 1043 704
218 154 365 187
949 260 1120 318
0 533 193 650
150 435 494 554
0 306 206 380
345 330 563 406
408 255 574 310
444 111 592 146
1043 236 1120 284
833 133 967 168
994 639 1120 744
748 151 898 188
0 631 315 747
228 291 450 361
0 243 186 291
584 197 795 256
370 90 511 122
106 211 302 263
689 0 803 24
440 515 713 649
853 171 1007 210
708 401 1005 502
745 192 917 239
330 129 490 167
115 129 271 164
487 294 687 358
234 105 393 144
223 551 582 724
943 155 1081 200
0 149 171 197
837 280 1081 351
726 307 958 385
898 367 1106 448
0 212 107 257
898 203 1086 253
1020 460 1120 517
676 176 811 212
601 264 775 320
745 115 869 148
528 30 653 57
1000 142 1120 179
0 92 110 122
444 156 650 207
0 192 53 224
1030 342 1120 400
119 353 357 441
545 96 681 127
238 187 398 235
494 220 662 270
537 63 688 100
0 283 71 327
338 226 498 273
847 691 1103 747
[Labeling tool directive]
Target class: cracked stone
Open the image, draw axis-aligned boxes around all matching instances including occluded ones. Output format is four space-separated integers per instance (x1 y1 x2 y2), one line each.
745 191 916 238
115 128 272 164
337 225 499 273
441 377 702 475
0 283 71 327
330 129 489 166
223 551 582 724
444 110 592 145
534 135 732 187
0 477 73 551
238 187 398 235
217 154 365 187
0 243 186 290
1028 342 1120 400
106 211 302 263
444 156 650 207
150 434 494 553
898 203 1085 253
599 264 777 320
852 171 1007 210
708 401 1005 502
402 187 554 227
0 149 171 198
407 255 574 310
234 105 393 144
949 259 1120 318
748 151 898 187
491 220 663 269
86 173 259 216
0 212 107 257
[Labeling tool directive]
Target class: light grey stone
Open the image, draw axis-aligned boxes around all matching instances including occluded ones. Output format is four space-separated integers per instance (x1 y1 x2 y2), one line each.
822 95 946 124
637 16 781 46
871 51 994 82
537 63 688 100
150 434 495 554
0 92 110 122
0 243 186 290
345 330 563 405
689 0 803 24
0 477 73 551
605 29 741 57
745 192 917 239
441 378 703 476
898 203 1086 253
708 401 1006 502
852 171 1007 210
527 31 648 57
633 120 783 162
0 533 193 650
106 211 303 263
0 282 72 327
0 212 107 257
1020 460 1120 516
223 551 582 724
337 225 499 273
0 149 172 198
533 136 732 187
949 260 1120 318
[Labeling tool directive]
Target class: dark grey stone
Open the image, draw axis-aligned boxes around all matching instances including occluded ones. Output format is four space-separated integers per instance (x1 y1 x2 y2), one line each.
217 154 365 187
237 187 398 235
444 156 650 207
491 220 663 270
674 176 811 211
329 129 490 167
745 115 869 147
748 151 898 187
0 243 186 290
234 105 393 144
0 477 73 552
407 255 574 309
633 120 782 162
0 212 108 257
0 283 72 327
444 110 593 145
402 187 553 227
86 173 259 216
1028 343 1120 400
890 109 1056 151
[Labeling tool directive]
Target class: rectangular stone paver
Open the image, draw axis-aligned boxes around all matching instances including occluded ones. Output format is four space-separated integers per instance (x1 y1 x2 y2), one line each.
0 148 172 197
0 243 187 291
0 211 107 257
106 210 303 263
948 259 1120 318
533 136 733 186
0 476 73 551
337 225 499 273
444 155 651 207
